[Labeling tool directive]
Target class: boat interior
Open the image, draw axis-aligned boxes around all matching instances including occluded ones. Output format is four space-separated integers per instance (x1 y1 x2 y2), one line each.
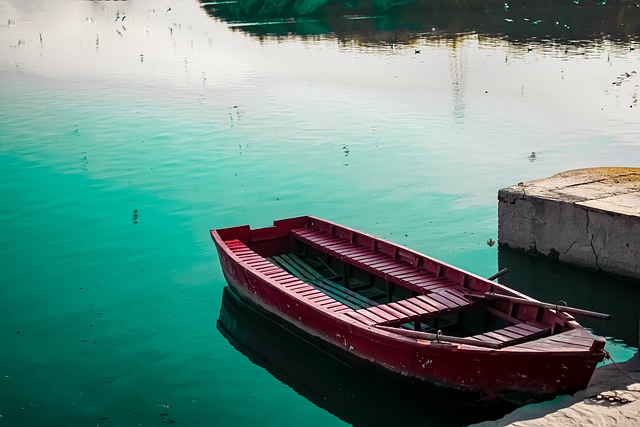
268 246 556 349
219 218 587 350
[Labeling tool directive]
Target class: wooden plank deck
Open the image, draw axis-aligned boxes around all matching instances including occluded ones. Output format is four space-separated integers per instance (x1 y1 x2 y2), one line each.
225 239 354 314
510 328 600 352
268 254 379 310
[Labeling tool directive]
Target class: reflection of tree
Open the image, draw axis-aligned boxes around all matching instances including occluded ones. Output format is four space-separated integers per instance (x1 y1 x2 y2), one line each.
201 0 640 44
219 0 421 18
230 0 327 17
206 0 637 18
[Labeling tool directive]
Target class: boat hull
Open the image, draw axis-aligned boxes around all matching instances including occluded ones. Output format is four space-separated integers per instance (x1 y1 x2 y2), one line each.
215 240 602 406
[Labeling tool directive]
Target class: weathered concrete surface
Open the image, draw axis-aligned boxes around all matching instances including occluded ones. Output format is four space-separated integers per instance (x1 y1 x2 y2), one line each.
471 353 640 427
498 167 640 281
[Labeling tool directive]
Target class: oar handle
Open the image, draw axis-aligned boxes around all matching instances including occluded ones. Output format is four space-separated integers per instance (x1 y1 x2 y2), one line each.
487 268 509 281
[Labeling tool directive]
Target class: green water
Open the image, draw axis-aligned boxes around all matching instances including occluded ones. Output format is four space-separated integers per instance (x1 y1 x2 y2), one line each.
1 1 638 426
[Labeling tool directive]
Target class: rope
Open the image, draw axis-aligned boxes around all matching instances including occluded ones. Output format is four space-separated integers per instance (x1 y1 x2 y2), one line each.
604 351 640 382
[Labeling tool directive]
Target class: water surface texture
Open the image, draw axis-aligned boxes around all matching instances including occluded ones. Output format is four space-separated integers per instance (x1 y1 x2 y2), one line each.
1 0 639 426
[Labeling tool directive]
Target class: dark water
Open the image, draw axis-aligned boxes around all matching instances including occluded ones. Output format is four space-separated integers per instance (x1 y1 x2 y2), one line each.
1 0 638 426
498 248 640 348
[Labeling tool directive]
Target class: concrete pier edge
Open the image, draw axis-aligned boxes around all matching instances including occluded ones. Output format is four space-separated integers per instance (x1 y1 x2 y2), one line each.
497 167 640 282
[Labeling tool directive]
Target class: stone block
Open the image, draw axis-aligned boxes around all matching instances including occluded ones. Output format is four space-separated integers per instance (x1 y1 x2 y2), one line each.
498 167 640 281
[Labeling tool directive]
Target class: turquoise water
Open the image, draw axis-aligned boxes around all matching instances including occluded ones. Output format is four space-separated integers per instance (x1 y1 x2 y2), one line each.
1 1 638 426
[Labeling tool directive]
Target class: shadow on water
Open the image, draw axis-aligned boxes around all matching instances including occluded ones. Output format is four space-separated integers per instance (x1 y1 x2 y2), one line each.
201 0 640 43
217 287 512 427
498 247 640 348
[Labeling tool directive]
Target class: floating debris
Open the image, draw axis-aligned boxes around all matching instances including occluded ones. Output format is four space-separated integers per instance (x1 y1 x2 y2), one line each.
612 71 637 86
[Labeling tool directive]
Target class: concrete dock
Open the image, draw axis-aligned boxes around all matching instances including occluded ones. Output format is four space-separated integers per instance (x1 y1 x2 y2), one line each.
498 167 640 282
472 353 640 427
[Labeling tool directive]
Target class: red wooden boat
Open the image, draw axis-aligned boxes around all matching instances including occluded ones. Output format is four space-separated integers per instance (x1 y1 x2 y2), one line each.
211 216 608 405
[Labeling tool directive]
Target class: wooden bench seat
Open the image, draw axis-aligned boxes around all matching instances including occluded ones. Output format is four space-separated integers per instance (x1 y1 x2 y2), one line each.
467 322 551 348
290 227 461 294
343 289 474 326
225 240 353 314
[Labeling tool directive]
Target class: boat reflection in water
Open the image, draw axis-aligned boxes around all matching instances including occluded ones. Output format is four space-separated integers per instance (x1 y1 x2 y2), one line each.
498 247 640 349
217 286 512 427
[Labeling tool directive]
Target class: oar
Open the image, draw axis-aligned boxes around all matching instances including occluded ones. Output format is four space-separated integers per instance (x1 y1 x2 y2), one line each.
376 325 501 349
482 292 611 320
487 268 509 281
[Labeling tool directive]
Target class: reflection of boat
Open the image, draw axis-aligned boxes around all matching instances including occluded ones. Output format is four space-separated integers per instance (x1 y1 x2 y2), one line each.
211 216 607 406
217 286 509 426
